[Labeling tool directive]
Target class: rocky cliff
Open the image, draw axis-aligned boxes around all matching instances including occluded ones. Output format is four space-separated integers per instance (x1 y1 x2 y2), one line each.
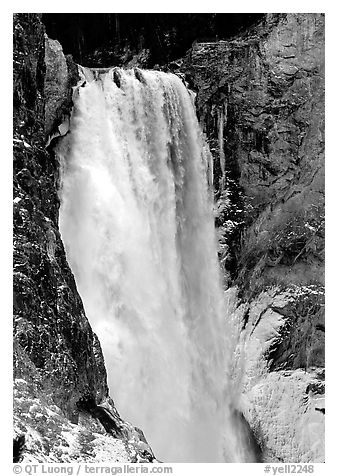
13 13 155 463
180 13 325 462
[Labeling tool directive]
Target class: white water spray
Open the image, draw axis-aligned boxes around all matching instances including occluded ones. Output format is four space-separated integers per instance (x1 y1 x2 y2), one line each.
57 68 252 462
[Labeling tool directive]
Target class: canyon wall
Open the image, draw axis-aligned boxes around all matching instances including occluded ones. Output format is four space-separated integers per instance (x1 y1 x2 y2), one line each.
180 13 325 462
13 13 154 463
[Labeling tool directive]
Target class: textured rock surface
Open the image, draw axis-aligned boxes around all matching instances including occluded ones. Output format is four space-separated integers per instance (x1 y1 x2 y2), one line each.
226 286 324 462
13 13 154 463
181 13 324 289
44 37 80 140
14 378 155 463
181 13 325 462
14 13 108 419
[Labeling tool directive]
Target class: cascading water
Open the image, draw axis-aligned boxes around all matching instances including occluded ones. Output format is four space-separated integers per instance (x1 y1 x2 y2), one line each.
57 67 252 462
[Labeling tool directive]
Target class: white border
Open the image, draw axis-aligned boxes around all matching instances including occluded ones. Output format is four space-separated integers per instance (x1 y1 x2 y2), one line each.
2 4 335 472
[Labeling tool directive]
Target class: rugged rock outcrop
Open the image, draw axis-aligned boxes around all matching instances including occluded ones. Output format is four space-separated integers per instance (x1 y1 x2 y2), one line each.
181 13 325 462
13 13 154 463
44 37 79 139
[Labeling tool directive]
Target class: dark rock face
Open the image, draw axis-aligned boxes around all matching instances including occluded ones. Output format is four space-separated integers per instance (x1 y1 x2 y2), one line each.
13 435 25 463
13 14 154 463
181 13 324 462
182 13 324 295
42 13 264 68
267 287 325 372
14 12 108 421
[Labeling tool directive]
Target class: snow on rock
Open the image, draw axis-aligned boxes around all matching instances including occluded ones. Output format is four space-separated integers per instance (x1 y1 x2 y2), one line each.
13 378 145 463
227 286 325 462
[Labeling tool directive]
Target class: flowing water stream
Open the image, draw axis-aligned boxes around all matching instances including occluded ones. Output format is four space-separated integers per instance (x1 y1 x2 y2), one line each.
57 67 253 462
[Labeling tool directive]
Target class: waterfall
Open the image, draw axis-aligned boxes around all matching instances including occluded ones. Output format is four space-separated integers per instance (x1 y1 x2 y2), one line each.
217 103 227 190
57 68 251 462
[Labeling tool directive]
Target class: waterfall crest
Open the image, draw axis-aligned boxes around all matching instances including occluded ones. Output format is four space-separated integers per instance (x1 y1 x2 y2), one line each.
57 68 248 462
